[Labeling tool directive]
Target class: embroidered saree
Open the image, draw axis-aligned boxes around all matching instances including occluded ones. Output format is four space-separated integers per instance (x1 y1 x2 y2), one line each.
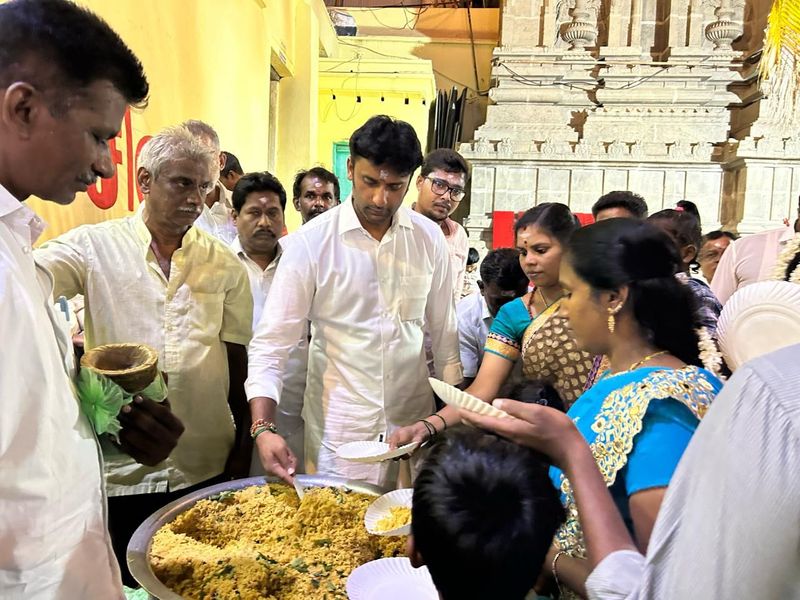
485 297 594 407
548 366 722 597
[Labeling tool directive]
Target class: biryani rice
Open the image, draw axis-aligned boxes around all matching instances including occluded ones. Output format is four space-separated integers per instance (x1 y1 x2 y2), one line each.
149 483 405 600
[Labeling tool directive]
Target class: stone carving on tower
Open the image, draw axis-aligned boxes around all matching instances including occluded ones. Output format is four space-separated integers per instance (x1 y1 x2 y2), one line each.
461 0 795 251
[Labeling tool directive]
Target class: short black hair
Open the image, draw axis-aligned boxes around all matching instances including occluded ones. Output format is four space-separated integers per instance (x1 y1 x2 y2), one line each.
413 429 565 600
466 247 480 266
349 115 423 176
507 380 565 413
592 191 649 219
701 230 738 245
0 0 149 108
421 148 470 180
479 248 527 290
232 171 286 212
221 152 243 176
648 208 702 267
292 166 341 201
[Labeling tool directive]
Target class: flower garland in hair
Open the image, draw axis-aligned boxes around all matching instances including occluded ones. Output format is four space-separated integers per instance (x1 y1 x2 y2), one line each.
696 327 725 381
772 233 800 283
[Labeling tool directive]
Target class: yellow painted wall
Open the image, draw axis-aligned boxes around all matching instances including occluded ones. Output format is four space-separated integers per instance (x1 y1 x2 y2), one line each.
22 0 331 242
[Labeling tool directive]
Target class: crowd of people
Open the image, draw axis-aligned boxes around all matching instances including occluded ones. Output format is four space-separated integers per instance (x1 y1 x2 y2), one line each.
2 1 800 599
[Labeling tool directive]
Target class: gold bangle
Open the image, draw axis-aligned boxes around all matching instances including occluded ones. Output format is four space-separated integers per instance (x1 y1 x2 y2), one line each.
552 550 568 594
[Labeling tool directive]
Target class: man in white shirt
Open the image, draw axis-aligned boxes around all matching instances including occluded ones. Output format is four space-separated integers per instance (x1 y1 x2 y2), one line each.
292 166 340 224
457 248 528 387
712 197 799 304
35 125 253 585
413 149 470 302
230 171 309 471
247 115 463 485
0 1 181 597
184 120 238 244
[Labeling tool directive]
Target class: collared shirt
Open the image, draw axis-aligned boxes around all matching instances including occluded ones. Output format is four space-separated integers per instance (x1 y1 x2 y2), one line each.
0 185 122 598
246 200 462 484
711 226 795 304
230 236 308 467
442 217 469 303
456 291 492 378
586 343 800 600
35 213 253 496
194 182 237 244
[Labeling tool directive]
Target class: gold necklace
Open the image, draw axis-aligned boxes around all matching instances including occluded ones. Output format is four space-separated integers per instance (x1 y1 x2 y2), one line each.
628 350 668 371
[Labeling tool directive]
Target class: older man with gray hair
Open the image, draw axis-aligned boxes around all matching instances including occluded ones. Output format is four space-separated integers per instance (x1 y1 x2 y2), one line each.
34 124 254 585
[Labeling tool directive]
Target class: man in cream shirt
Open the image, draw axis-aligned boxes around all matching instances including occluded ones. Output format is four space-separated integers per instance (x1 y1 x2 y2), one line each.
247 115 462 486
35 126 253 584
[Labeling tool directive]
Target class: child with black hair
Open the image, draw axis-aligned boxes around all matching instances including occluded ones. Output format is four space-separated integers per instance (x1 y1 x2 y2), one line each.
507 379 566 413
409 429 565 600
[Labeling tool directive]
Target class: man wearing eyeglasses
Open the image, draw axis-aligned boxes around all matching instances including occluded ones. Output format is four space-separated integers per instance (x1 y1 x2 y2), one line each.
413 149 470 303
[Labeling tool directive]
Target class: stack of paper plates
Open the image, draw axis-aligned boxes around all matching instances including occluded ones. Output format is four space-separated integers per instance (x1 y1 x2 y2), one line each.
428 377 512 419
336 441 420 463
347 557 437 600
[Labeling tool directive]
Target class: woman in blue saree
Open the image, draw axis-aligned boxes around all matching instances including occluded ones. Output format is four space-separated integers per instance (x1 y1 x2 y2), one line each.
464 219 723 598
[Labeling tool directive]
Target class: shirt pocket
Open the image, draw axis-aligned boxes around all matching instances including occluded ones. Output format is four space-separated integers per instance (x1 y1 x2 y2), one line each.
399 275 429 321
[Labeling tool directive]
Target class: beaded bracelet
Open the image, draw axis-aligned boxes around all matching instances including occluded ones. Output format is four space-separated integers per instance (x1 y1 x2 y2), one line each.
250 418 277 439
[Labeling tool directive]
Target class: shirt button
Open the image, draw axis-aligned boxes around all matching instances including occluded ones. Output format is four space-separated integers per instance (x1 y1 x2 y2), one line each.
22 246 31 254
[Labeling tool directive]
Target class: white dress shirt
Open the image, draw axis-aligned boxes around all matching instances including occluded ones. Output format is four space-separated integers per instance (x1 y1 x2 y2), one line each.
230 236 308 471
586 343 800 600
194 182 237 244
35 213 253 495
246 200 462 484
456 291 492 378
0 186 122 599
711 225 795 304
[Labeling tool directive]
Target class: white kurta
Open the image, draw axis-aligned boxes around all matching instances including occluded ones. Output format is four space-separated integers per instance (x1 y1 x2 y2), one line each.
246 200 462 485
230 237 308 471
0 186 122 599
586 343 800 600
194 182 237 244
35 214 253 495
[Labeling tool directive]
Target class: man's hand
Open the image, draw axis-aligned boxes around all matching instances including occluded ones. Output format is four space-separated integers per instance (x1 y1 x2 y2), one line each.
255 432 297 484
117 396 185 466
460 399 583 468
387 421 431 455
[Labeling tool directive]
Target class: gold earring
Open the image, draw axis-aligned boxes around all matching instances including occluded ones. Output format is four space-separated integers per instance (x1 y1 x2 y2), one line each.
607 313 616 334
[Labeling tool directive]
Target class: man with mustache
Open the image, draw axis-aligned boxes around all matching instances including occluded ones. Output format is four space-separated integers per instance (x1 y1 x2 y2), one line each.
413 148 470 303
292 166 340 224
34 125 253 585
230 171 308 470
247 115 462 485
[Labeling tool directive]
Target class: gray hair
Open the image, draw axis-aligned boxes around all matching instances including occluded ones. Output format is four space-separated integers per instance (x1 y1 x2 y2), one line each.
138 126 217 180
180 119 220 152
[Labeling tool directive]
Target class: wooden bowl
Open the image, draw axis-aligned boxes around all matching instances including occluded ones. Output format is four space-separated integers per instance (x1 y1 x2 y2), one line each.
80 343 159 393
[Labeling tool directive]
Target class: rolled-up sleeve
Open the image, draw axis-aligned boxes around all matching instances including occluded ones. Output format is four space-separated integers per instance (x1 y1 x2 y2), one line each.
426 234 462 385
244 237 315 404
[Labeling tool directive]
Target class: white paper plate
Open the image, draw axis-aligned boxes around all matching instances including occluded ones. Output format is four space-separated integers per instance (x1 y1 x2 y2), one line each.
365 488 413 536
336 440 420 464
717 281 800 371
347 557 437 600
428 377 512 419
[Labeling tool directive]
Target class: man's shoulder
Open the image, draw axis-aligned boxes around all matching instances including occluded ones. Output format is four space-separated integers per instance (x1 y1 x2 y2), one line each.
406 207 446 242
190 227 244 265
46 216 136 246
456 291 483 321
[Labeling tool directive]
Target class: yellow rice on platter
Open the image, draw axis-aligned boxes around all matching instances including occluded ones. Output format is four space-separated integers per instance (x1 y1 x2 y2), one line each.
150 483 405 600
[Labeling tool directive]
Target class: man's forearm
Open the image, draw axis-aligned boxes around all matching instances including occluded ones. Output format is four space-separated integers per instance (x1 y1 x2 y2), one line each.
250 396 278 425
